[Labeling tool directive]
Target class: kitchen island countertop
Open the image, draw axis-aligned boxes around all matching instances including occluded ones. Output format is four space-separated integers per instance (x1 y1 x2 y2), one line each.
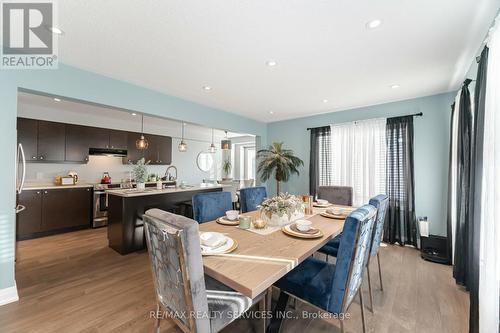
106 184 224 198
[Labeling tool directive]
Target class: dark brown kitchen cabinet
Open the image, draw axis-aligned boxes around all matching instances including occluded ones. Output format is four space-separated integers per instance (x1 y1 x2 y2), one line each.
16 187 92 240
65 124 91 163
17 118 38 162
16 190 43 238
17 118 66 162
37 121 66 162
41 188 91 231
123 131 145 164
109 130 127 149
146 134 172 165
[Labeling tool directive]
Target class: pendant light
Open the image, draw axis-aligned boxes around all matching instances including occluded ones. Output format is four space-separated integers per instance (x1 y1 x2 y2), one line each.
135 114 149 150
221 130 231 150
178 122 187 152
209 128 216 153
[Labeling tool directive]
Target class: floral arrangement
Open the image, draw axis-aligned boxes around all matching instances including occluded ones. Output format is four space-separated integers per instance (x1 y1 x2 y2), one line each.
131 158 150 183
259 193 305 220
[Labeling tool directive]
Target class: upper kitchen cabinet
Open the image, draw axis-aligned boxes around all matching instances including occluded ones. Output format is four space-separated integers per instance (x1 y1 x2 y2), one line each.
65 124 94 163
145 134 172 165
17 118 38 162
17 118 66 163
109 130 128 149
123 132 172 165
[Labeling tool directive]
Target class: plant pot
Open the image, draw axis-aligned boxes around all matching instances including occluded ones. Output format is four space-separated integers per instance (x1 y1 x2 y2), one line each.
261 210 305 227
136 182 146 191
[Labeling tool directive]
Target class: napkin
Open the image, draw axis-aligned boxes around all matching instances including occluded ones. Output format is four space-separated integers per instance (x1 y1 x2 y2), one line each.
200 232 226 248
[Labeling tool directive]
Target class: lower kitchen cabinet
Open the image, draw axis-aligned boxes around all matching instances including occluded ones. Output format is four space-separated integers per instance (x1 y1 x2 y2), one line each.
16 187 92 240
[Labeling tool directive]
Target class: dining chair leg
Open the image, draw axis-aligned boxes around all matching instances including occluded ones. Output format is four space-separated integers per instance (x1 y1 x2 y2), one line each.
367 266 374 313
258 296 267 333
155 302 161 333
267 291 289 333
339 317 345 333
377 252 384 291
359 289 367 333
266 287 273 328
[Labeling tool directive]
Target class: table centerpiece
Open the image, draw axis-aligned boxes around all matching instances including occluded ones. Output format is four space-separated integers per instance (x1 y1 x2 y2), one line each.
259 193 305 227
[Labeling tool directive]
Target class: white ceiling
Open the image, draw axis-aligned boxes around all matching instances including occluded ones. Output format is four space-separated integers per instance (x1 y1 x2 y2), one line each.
55 0 500 122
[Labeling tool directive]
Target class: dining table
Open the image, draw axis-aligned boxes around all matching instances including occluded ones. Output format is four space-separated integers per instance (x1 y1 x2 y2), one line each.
200 205 353 299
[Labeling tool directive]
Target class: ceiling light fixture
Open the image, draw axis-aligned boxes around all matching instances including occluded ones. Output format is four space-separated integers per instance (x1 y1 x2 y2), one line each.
53 98 61 102
203 86 212 91
391 84 400 89
135 114 149 150
269 111 274 115
366 19 382 29
178 122 187 152
266 60 277 67
209 128 216 153
221 131 231 150
49 26 64 35
323 99 329 103
131 112 137 116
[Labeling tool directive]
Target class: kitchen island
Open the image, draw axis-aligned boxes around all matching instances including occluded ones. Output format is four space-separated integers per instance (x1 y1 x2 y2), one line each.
106 184 223 254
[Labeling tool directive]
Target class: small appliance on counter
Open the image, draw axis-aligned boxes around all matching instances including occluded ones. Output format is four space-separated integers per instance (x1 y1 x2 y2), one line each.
68 171 79 184
101 172 111 184
54 175 76 186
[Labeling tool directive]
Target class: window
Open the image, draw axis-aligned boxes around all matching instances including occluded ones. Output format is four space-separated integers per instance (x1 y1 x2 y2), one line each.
330 118 386 206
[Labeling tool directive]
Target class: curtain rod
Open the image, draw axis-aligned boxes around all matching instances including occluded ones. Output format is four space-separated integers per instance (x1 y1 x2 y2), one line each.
306 112 423 130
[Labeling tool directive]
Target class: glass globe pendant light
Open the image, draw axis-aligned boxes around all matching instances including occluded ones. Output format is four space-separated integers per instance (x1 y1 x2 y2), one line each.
209 128 216 153
178 122 187 152
221 130 231 150
135 114 149 150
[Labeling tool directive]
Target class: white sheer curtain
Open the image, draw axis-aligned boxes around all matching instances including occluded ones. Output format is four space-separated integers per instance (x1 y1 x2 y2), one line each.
330 118 386 206
479 16 500 333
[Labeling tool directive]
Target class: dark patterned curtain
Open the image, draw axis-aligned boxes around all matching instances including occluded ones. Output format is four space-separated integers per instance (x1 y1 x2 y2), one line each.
384 116 417 246
468 47 488 333
309 126 331 198
453 79 473 286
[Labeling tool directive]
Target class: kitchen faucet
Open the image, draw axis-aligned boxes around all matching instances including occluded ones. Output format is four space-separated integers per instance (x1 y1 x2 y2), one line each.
165 165 178 181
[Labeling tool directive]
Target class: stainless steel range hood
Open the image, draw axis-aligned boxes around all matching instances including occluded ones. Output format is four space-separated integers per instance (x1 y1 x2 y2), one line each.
89 147 128 157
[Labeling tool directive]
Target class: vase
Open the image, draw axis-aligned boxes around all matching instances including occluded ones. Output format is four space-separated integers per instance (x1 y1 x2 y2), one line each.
136 182 146 191
261 209 305 227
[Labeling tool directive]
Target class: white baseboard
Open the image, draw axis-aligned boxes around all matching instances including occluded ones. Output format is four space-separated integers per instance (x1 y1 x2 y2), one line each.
0 283 19 306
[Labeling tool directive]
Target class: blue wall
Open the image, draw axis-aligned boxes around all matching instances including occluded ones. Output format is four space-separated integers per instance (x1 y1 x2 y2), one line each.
266 92 454 236
0 64 267 291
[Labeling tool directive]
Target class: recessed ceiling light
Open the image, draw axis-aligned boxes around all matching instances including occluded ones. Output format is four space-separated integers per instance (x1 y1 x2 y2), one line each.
323 99 329 103
266 60 277 67
53 98 61 102
203 86 211 91
49 26 64 35
131 112 137 116
366 19 382 29
391 84 400 89
269 111 274 114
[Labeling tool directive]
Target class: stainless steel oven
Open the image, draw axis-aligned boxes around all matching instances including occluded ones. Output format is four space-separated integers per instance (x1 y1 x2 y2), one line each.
93 184 110 227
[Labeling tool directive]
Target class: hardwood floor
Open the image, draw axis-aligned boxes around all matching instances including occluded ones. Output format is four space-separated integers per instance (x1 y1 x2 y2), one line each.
0 228 468 333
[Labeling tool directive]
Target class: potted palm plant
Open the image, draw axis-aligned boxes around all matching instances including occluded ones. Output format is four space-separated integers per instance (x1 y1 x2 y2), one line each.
257 142 303 194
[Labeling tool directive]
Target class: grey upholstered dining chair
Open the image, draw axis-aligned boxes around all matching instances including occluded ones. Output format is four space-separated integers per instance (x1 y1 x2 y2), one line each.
317 186 353 206
143 209 266 333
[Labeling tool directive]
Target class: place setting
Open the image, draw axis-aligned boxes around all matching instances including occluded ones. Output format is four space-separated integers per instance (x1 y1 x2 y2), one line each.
312 199 332 208
320 206 355 219
281 219 324 239
200 231 238 255
216 210 240 226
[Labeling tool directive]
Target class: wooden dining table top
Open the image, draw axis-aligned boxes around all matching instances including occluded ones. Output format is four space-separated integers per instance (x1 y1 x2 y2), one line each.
200 207 350 298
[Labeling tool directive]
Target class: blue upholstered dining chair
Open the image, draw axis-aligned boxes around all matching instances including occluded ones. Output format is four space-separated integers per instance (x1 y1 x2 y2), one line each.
269 205 377 333
192 191 233 223
239 186 267 213
143 209 266 333
317 194 389 313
